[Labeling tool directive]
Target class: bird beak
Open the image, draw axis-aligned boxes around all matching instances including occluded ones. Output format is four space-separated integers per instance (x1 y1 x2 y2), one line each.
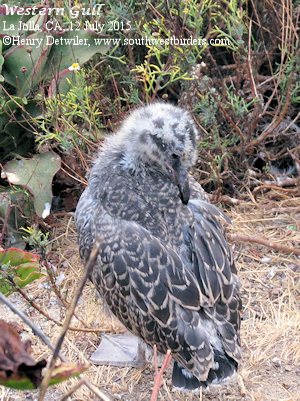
175 165 190 205
167 161 190 205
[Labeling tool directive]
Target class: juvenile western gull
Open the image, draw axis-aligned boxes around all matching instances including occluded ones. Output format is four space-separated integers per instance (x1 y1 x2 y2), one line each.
75 103 241 390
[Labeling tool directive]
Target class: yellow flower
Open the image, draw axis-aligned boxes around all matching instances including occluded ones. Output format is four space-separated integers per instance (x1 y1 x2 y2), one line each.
68 63 80 71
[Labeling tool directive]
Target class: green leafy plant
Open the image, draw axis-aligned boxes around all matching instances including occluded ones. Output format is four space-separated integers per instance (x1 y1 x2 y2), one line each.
0 248 44 295
21 226 49 253
0 4 110 161
36 69 103 152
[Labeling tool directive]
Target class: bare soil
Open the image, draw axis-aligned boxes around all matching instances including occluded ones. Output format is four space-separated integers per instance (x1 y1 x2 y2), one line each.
0 194 299 401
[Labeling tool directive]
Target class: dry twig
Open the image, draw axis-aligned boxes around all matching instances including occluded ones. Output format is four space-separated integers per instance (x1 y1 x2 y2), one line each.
0 292 57 355
38 239 105 401
0 282 112 401
60 379 86 401
6 279 106 333
228 233 300 256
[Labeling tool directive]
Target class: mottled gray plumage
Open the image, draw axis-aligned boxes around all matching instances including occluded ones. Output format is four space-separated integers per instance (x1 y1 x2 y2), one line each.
75 103 241 390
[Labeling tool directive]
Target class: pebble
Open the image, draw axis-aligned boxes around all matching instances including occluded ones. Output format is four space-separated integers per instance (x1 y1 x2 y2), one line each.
272 357 281 367
261 257 272 263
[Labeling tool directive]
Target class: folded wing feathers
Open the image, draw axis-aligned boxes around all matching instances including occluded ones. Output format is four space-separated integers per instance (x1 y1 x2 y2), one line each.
188 200 235 305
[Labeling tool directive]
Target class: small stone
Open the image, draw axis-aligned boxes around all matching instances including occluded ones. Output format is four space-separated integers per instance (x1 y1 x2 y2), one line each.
267 265 278 279
261 257 272 263
272 357 281 367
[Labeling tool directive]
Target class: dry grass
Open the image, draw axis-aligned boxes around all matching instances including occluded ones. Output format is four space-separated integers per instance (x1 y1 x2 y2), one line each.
0 194 299 401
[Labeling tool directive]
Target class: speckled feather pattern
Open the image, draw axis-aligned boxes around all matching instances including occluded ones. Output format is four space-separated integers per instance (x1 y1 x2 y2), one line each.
75 103 241 386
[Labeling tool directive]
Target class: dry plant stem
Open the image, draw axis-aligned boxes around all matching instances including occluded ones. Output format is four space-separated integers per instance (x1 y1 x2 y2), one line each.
60 379 86 401
253 184 299 195
228 233 300 256
247 19 258 100
199 386 203 401
8 280 104 333
43 258 67 306
237 374 246 397
61 163 88 186
82 379 112 401
0 282 111 401
0 203 11 246
150 350 172 401
38 240 101 401
245 79 292 150
162 378 173 401
0 291 58 356
43 258 93 329
213 95 245 143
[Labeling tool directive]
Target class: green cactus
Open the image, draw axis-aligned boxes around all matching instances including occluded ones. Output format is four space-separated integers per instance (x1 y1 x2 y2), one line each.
2 152 61 218
0 6 110 160
2 20 109 97
0 40 4 82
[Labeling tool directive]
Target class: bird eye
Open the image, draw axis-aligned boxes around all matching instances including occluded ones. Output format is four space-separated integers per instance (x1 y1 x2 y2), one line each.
151 135 167 151
171 153 179 160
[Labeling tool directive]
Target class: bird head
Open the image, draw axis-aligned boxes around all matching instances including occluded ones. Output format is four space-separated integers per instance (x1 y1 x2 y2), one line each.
108 103 199 205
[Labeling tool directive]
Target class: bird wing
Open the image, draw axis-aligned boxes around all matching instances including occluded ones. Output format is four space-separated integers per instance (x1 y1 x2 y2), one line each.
186 198 241 360
186 198 236 305
92 217 204 327
75 188 98 261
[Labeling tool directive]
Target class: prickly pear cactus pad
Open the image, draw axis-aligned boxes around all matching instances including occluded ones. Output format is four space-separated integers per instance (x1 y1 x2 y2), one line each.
0 40 4 83
1 152 61 218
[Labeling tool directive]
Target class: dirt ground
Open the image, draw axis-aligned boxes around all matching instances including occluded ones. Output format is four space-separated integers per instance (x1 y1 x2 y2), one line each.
0 193 299 401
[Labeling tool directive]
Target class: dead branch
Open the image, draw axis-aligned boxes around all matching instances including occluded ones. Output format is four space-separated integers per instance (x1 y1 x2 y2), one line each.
253 184 299 197
38 239 101 401
42 256 99 331
6 278 108 333
81 379 112 401
0 291 112 401
228 233 300 256
60 379 85 401
245 78 293 151
212 194 242 205
0 291 58 355
0 203 11 247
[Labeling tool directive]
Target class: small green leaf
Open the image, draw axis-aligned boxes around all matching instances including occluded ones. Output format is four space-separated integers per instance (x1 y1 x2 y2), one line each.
48 363 89 386
0 375 36 390
0 248 44 295
287 225 297 231
0 248 39 266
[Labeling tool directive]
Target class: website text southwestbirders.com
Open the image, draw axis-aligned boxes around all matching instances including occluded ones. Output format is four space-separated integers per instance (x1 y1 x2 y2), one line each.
122 36 231 47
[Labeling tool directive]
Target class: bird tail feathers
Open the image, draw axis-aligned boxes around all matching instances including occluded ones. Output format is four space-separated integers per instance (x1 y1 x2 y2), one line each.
172 349 238 391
